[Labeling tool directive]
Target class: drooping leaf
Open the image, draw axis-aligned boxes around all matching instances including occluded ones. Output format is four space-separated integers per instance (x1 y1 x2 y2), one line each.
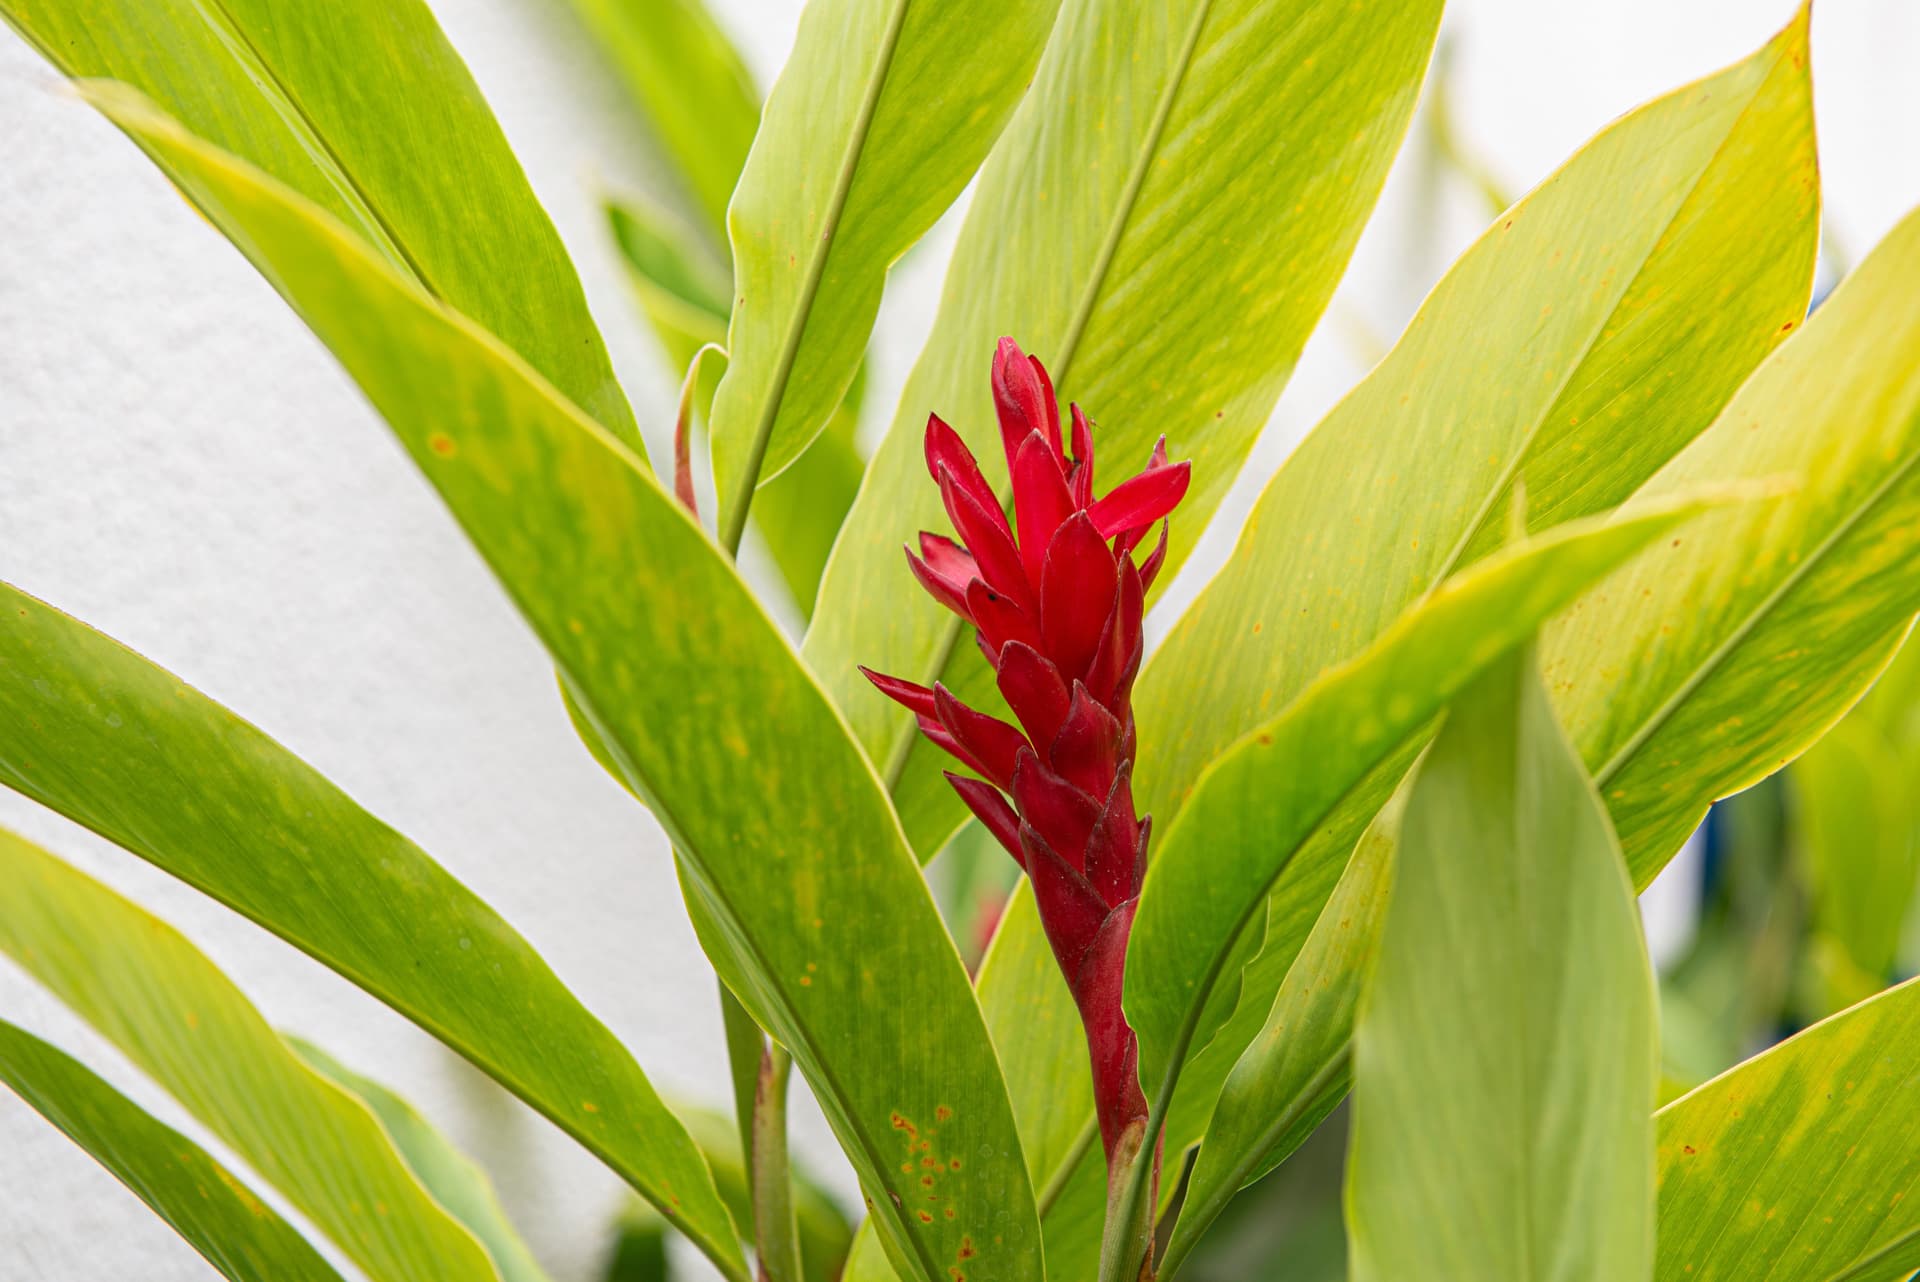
563 0 759 242
1548 198 1920 877
0 579 742 1279
0 831 504 1282
0 1019 348 1282
290 1039 553 1282
1124 497 1713 1138
87 89 1041 1282
707 0 1063 526
1344 647 1657 1282
807 0 1449 857
1655 976 1920 1282
1161 799 1397 1276
998 14 1820 1224
1 0 641 447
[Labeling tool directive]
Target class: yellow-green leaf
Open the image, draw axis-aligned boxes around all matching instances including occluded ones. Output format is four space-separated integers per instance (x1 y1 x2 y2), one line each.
291 1040 552 1282
1655 976 1920 1281
0 1019 348 1282
1345 647 1657 1282
0 831 502 1282
2 0 641 447
86 88 1041 1282
0 579 742 1279
807 0 1448 857
707 0 1062 530
1549 199 1920 877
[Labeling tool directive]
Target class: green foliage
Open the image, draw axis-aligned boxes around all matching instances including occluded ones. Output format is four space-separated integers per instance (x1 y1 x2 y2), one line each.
5 1 1920 1280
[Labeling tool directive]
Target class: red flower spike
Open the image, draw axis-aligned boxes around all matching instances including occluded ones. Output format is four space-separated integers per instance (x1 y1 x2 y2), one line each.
925 413 999 516
996 642 1073 749
866 339 1191 1175
1069 405 1096 508
947 772 1025 868
1012 432 1075 591
938 467 1030 610
966 578 1042 661
859 667 939 720
932 685 1029 791
1040 514 1118 685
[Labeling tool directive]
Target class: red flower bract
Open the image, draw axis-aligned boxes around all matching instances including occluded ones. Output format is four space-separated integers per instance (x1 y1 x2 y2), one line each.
862 337 1191 1165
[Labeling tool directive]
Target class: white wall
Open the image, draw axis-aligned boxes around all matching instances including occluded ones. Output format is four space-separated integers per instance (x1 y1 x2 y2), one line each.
0 1 1914 1279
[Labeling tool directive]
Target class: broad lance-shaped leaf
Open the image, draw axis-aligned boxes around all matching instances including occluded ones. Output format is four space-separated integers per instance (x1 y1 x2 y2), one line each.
707 0 1062 527
0 580 743 1279
1345 646 1657 1282
2 0 640 449
90 90 1043 1282
0 832 503 1282
1159 798 1397 1277
978 13 1819 1233
806 0 1448 854
564 0 758 243
0 1020 348 1282
291 1040 552 1282
1123 497 1713 1143
1550 199 1920 876
1656 975 1920 1281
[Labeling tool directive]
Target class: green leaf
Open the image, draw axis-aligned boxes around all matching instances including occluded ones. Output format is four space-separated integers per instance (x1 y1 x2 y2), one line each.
564 0 759 242
608 198 732 365
675 1103 854 1282
0 580 742 1279
1005 18 1818 1225
807 0 1448 857
1161 797 1397 1277
86 88 1042 1282
1548 199 1920 879
602 1202 672 1282
1791 716 1918 989
1344 646 1657 1282
0 1019 348 1282
1 0 641 449
290 1039 552 1282
1655 976 1920 1282
1124 497 1712 1138
707 0 1063 530
0 831 504 1282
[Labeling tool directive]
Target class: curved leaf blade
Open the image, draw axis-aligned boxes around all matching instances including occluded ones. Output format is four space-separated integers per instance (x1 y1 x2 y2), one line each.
1161 800 1396 1276
708 0 1062 523
1126 498 1710 1119
1656 976 1920 1282
1 0 641 447
0 832 502 1282
0 1019 348 1282
1551 201 1920 877
89 90 1041 1282
290 1040 553 1282
1345 648 1657 1282
0 578 743 1279
808 0 1447 856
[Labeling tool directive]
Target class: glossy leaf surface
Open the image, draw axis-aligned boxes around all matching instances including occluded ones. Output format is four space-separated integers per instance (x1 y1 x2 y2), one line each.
0 0 640 445
0 1019 347 1282
708 0 1061 521
1345 648 1657 1282
0 578 741 1277
0 831 503 1282
90 91 1041 1282
1656 976 1920 1281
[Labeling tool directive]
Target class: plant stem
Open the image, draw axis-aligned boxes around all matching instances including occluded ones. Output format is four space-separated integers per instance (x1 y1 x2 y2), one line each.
750 1043 803 1282
1097 1119 1160 1282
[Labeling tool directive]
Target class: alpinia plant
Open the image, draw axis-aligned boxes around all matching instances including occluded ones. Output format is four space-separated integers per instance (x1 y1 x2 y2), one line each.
2 1 1920 1282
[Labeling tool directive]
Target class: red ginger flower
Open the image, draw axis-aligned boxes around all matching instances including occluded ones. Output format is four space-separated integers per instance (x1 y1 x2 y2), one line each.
862 338 1190 1165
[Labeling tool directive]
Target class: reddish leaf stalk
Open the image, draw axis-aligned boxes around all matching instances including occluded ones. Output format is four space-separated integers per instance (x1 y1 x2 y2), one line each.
864 339 1190 1206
